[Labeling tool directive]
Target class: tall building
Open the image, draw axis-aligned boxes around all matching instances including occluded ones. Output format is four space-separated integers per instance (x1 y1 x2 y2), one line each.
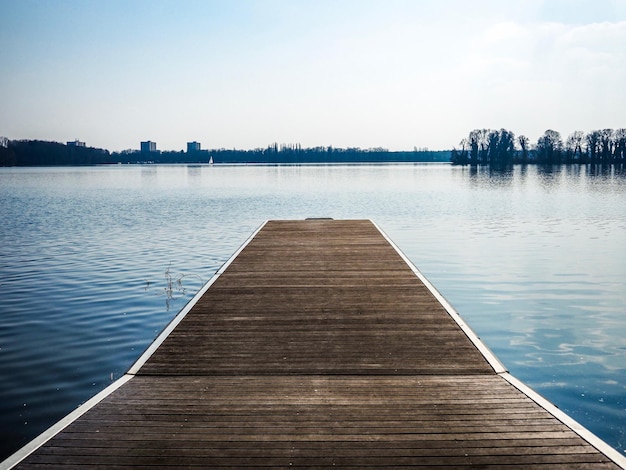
67 139 86 147
140 141 156 152
187 141 201 153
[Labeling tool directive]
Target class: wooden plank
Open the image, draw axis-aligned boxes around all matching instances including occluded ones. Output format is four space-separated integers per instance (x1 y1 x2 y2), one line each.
136 220 495 377
6 219 624 469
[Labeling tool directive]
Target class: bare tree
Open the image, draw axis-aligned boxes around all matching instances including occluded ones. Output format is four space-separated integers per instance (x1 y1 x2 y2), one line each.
614 129 626 162
468 130 481 164
487 130 499 162
565 131 585 162
451 138 469 165
518 135 529 162
599 129 615 162
536 130 563 164
487 129 515 166
467 129 490 164
586 130 601 162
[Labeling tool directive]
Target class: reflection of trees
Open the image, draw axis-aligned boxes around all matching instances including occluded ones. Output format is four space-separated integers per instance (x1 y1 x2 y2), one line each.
452 128 626 166
612 163 626 178
462 163 625 192
586 163 619 179
535 165 563 184
465 163 515 189
535 161 626 184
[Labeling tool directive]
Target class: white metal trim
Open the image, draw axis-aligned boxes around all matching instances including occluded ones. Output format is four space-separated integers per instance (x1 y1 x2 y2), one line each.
371 220 507 374
127 220 268 375
1 220 271 469
0 374 133 470
372 220 625 469
5 219 624 469
502 372 626 468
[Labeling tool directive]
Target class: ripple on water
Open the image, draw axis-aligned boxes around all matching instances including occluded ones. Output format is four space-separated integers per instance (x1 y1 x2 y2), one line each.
0 164 625 460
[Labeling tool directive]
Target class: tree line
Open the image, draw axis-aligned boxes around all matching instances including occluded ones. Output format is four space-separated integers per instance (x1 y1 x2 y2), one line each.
204 143 448 164
0 139 112 166
4 131 625 167
0 139 450 166
451 128 626 166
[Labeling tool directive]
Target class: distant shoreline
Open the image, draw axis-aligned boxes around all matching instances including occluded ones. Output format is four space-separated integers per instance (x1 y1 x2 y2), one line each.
2 137 626 167
0 139 451 166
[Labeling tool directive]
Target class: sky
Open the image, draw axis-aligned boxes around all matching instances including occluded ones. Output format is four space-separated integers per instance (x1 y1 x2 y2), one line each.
1 0 625 152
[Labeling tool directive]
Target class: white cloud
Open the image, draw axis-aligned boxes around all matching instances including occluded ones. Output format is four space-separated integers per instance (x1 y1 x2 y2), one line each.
447 18 626 141
1 0 625 150
555 21 626 76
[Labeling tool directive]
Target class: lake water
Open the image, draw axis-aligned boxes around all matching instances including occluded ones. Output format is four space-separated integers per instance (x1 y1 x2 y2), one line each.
1 163 625 460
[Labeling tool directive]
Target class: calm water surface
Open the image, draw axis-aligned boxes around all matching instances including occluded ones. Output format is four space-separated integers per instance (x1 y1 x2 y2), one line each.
1 164 625 459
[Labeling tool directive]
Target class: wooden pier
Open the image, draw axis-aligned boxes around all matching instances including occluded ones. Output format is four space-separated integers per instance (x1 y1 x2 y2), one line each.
4 219 625 468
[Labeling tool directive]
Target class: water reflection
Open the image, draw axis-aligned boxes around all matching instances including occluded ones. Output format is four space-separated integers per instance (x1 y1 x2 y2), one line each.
465 165 515 188
0 164 625 459
186 164 202 180
540 163 626 184
587 163 625 178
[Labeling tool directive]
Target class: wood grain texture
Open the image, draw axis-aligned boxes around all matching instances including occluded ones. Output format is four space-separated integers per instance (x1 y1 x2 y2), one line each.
138 219 493 376
15 220 620 468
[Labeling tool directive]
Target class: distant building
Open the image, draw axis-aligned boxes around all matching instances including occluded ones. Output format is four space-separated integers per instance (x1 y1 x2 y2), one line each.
140 141 157 152
67 139 86 147
187 141 201 153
